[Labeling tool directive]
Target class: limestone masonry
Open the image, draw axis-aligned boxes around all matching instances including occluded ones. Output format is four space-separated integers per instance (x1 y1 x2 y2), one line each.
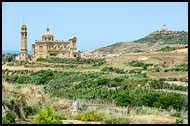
20 20 80 61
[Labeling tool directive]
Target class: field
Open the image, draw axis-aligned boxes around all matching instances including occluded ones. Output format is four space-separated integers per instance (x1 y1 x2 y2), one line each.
2 48 188 124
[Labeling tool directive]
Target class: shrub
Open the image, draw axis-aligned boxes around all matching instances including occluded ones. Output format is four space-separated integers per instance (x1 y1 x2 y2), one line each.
37 120 63 124
153 93 187 110
97 78 110 86
160 46 176 52
48 57 106 65
173 63 188 71
81 113 95 121
101 67 125 74
34 104 54 123
49 52 57 56
54 112 68 120
74 111 104 122
129 60 144 67
104 117 130 124
24 106 33 118
176 118 184 124
114 93 135 107
171 112 181 118
2 117 10 124
4 75 18 83
5 111 17 124
159 78 166 81
179 78 188 82
16 76 31 84
150 80 169 89
140 92 161 107
36 57 47 62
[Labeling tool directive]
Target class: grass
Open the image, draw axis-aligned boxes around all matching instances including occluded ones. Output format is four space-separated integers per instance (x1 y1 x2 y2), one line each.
135 34 188 45
2 51 188 124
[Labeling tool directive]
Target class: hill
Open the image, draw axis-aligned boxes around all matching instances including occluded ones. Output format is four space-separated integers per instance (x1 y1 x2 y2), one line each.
84 29 188 55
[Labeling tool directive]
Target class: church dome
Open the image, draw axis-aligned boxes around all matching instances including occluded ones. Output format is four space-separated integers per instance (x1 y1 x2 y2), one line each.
42 27 54 41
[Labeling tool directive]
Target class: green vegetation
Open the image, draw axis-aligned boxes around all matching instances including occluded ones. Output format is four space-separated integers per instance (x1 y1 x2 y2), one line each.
48 57 106 66
101 66 126 74
153 93 187 110
2 53 19 62
7 60 28 66
49 52 57 56
34 104 62 124
24 106 33 118
129 60 153 69
73 110 130 124
2 68 187 112
36 57 48 62
135 34 188 44
150 80 188 92
164 63 188 72
106 42 124 47
2 111 17 124
2 51 188 124
159 46 176 52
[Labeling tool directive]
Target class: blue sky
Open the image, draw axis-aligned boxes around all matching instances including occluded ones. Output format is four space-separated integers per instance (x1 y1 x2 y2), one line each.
2 2 188 51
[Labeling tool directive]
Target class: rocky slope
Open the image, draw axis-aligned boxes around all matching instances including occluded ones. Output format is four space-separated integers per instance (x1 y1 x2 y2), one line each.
85 30 188 55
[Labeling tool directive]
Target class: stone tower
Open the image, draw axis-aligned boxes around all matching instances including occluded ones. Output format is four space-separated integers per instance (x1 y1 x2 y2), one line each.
20 19 28 60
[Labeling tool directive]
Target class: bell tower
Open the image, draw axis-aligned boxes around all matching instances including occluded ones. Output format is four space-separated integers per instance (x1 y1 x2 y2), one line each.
20 19 28 60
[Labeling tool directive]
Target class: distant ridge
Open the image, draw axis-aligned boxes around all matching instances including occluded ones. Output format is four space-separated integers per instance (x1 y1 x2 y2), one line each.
83 27 188 55
2 50 32 54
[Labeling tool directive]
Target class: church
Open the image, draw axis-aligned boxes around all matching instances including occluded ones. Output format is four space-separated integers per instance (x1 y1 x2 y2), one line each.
20 20 80 61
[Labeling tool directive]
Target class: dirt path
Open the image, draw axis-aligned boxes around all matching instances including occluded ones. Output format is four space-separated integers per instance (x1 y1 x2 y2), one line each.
61 120 102 124
155 89 188 95
164 81 188 86
2 64 59 72
2 63 100 72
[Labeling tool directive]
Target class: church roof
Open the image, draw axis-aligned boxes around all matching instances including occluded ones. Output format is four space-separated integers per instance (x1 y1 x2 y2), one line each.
42 27 54 40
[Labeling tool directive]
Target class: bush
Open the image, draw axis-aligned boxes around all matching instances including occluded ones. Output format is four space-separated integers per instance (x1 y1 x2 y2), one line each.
4 75 18 83
37 120 63 124
150 80 169 89
34 104 54 123
101 67 125 74
36 57 47 62
104 117 130 124
171 112 181 118
129 60 144 67
160 46 176 52
2 117 10 124
36 70 54 85
24 106 33 118
159 78 166 81
153 93 187 110
176 118 184 124
174 63 188 71
49 52 57 56
140 92 161 107
17 76 31 84
5 111 17 124
48 57 106 65
114 93 135 107
97 78 110 86
74 111 104 122
54 112 68 120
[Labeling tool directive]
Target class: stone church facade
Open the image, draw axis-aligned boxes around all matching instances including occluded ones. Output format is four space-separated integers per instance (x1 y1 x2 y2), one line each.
20 20 80 61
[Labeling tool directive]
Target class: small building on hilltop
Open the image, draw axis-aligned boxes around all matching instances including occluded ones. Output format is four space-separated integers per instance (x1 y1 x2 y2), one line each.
147 25 187 37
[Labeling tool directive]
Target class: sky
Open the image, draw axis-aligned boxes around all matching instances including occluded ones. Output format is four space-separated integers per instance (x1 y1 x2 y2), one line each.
2 2 188 51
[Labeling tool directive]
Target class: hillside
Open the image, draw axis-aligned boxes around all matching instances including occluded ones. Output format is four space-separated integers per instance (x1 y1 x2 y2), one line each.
85 30 188 55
